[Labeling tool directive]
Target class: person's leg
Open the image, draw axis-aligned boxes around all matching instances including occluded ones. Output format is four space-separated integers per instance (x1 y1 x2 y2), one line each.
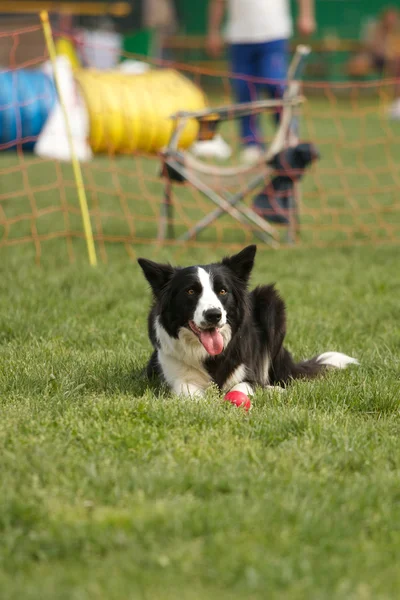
229 43 262 147
256 38 289 125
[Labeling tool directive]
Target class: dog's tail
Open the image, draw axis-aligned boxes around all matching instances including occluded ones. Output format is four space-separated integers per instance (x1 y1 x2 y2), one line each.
293 351 359 378
271 350 359 385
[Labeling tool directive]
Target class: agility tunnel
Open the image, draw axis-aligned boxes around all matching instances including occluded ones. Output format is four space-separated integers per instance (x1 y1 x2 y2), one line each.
75 68 207 154
0 66 207 155
0 70 57 150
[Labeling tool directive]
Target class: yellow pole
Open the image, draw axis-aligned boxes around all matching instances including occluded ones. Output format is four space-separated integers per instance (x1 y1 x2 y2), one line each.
40 10 97 266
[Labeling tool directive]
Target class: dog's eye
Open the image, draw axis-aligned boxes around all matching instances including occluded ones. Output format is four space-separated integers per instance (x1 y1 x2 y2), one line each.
219 289 227 295
187 289 195 296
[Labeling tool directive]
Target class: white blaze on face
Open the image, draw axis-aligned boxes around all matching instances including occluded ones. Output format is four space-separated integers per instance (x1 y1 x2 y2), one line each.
193 267 226 328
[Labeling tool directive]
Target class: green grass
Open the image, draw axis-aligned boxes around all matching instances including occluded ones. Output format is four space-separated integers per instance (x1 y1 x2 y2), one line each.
1 95 400 598
1 242 400 600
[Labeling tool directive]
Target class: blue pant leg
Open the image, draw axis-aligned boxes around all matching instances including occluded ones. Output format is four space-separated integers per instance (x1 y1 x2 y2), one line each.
229 43 262 146
256 38 289 124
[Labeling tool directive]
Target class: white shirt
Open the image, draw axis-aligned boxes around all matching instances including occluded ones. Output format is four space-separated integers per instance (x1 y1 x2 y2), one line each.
225 0 293 44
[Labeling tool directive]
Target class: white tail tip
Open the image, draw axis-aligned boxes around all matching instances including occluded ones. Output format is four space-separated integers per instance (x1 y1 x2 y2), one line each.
317 352 359 369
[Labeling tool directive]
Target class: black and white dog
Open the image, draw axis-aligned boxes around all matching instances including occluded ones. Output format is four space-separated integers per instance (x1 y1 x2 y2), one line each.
138 245 358 398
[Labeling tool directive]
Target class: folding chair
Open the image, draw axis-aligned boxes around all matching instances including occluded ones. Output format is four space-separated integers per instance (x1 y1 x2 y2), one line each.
159 45 311 247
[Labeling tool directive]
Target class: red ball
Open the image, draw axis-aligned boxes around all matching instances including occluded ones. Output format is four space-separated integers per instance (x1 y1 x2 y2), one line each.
224 391 251 411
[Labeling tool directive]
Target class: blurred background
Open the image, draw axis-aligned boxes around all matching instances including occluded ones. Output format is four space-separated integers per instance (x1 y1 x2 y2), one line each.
1 0 400 261
2 0 400 80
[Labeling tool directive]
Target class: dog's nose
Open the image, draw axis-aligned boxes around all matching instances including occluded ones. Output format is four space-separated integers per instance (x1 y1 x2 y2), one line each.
203 308 222 325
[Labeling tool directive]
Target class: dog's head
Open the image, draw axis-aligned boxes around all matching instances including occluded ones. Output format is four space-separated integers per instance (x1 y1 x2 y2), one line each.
138 245 256 356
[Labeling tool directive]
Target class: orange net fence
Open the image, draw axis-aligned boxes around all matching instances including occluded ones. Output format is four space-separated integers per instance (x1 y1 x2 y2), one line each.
1 20 400 265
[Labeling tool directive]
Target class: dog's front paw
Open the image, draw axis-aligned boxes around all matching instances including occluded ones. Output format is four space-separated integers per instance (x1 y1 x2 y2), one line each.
265 385 286 393
173 382 205 399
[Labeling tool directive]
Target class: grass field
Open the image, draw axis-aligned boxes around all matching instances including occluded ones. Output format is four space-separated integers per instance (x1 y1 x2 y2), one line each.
1 94 400 598
1 240 400 600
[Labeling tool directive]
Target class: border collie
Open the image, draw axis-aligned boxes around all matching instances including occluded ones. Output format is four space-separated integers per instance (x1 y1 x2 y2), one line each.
138 245 358 398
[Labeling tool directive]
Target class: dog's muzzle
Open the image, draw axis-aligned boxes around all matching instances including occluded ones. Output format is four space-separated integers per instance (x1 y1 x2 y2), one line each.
202 308 222 327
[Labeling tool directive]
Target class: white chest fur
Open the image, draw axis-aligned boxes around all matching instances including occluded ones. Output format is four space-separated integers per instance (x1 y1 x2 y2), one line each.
154 317 234 397
155 317 211 395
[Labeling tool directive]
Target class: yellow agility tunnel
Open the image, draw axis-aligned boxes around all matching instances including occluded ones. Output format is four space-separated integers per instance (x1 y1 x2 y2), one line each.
75 68 207 154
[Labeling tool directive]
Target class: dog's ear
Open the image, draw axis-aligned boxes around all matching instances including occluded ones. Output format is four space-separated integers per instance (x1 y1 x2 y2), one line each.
222 245 257 283
138 258 175 297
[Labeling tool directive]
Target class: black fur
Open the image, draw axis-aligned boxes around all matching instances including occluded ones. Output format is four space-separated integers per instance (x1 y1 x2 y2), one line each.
138 245 333 392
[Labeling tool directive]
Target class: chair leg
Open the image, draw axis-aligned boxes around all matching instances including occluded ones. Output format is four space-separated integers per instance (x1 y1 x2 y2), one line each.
287 181 301 244
175 169 278 245
175 169 279 247
158 179 174 241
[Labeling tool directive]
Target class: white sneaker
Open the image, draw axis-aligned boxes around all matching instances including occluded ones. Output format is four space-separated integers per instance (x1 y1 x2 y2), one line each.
240 145 264 165
389 98 400 119
190 134 232 160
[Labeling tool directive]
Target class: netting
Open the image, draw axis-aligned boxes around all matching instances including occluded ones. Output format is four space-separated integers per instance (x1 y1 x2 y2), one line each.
1 20 400 265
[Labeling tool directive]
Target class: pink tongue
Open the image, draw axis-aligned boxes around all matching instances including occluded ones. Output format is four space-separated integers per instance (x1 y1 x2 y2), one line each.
199 329 224 356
